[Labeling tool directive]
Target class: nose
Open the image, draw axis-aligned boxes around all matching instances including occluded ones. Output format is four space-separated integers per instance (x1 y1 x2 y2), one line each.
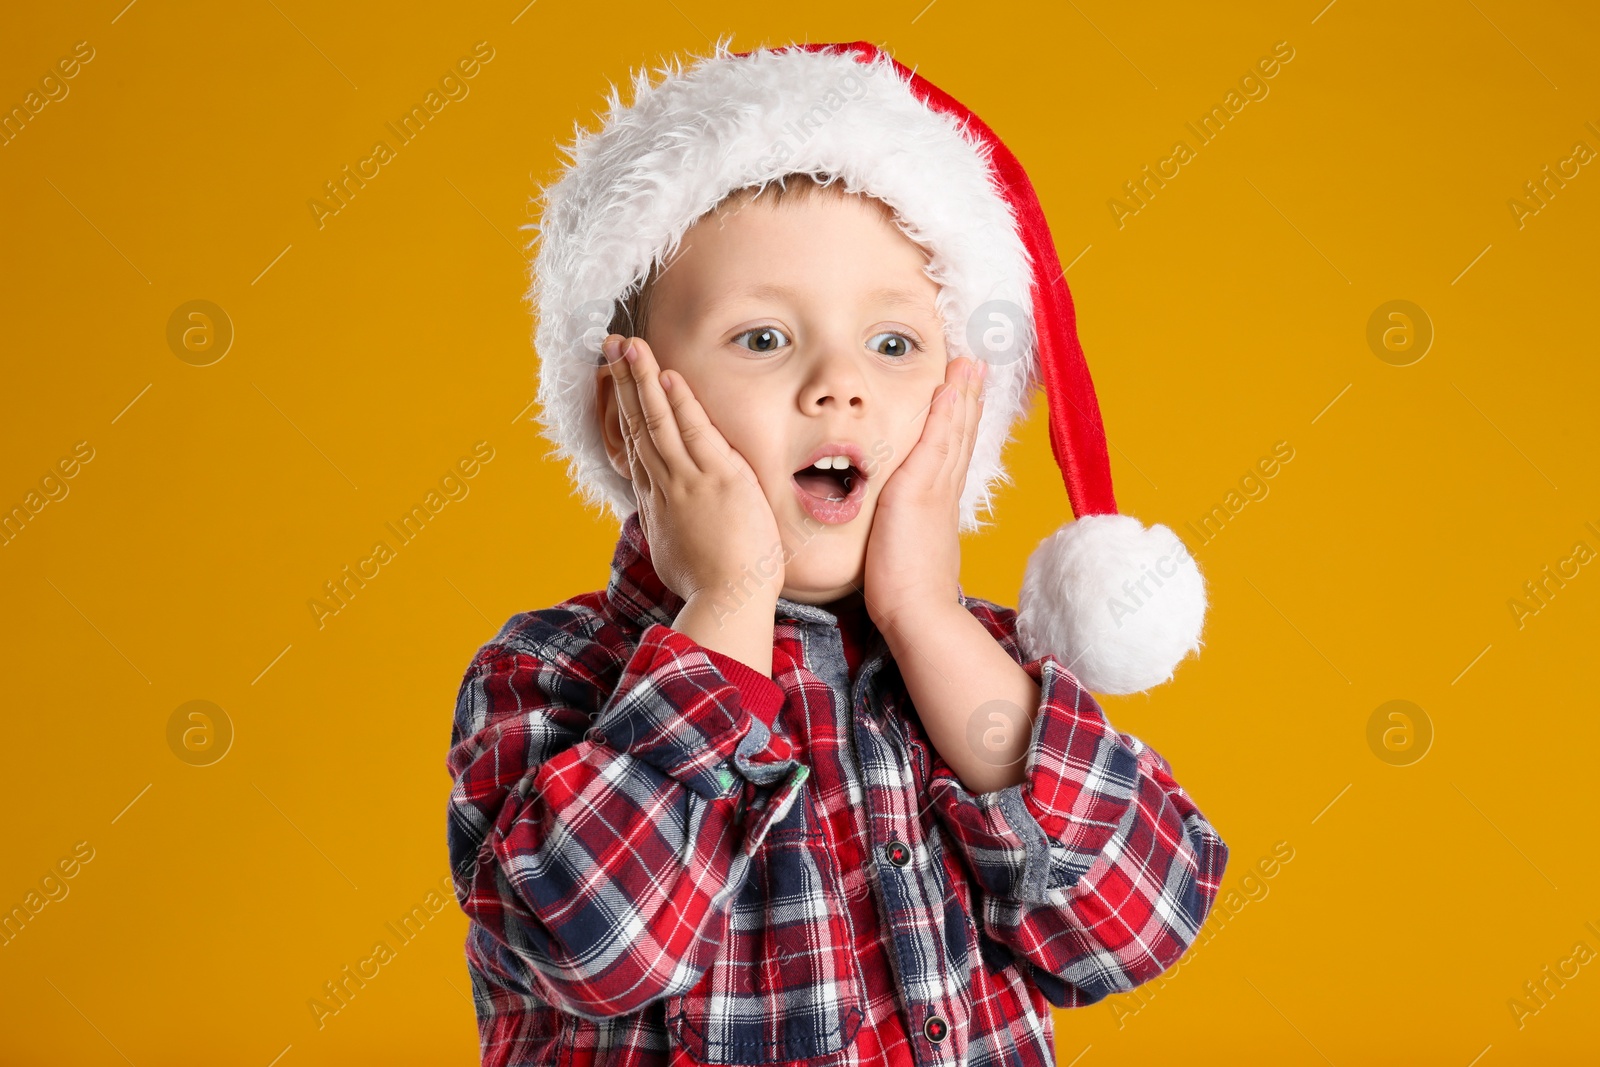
798 339 866 413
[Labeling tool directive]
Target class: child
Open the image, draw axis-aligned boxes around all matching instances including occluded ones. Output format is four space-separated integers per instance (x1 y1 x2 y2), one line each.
447 39 1226 1067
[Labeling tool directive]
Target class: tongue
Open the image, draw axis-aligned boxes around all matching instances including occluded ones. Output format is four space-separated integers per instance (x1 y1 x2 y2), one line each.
795 468 848 500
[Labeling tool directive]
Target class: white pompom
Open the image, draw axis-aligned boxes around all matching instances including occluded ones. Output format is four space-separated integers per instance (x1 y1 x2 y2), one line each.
1016 514 1207 694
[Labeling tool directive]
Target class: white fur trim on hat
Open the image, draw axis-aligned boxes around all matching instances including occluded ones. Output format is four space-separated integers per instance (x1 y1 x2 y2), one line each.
524 37 1037 533
1016 515 1207 694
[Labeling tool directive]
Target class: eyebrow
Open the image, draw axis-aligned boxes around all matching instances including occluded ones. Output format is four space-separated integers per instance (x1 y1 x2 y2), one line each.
706 282 932 314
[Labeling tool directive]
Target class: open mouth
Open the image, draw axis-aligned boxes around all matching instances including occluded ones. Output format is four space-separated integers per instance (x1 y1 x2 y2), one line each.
790 450 869 524
792 459 863 502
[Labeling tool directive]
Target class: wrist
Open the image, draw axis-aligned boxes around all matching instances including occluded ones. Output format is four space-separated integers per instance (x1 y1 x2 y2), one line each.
869 589 963 635
674 589 777 678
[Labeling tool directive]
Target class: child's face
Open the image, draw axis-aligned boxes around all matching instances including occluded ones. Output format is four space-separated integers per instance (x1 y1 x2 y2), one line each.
602 189 950 605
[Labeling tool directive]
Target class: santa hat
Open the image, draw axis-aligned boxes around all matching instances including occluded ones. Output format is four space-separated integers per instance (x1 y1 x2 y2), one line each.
526 38 1206 694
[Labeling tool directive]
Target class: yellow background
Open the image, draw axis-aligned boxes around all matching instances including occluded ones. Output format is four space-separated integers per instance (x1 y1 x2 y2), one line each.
2 1 1596 1063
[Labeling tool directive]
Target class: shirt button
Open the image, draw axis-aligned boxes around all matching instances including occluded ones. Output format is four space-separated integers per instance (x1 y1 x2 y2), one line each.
924 1014 949 1043
885 840 911 867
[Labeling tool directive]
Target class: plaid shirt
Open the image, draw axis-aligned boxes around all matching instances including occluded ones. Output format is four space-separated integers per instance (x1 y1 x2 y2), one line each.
446 514 1227 1066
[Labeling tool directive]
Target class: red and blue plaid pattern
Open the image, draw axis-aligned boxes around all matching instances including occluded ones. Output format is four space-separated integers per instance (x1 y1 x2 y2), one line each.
445 514 1227 1065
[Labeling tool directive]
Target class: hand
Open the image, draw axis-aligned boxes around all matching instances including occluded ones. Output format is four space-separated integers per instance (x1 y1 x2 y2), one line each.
863 355 987 629
603 333 785 608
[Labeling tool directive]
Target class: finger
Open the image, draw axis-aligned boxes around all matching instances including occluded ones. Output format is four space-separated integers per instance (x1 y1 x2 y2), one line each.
935 357 979 487
898 362 960 491
926 372 959 432
602 342 654 497
953 359 987 488
664 371 765 495
606 335 669 488
658 368 723 474
616 393 652 497
932 359 966 471
624 337 695 474
654 361 768 494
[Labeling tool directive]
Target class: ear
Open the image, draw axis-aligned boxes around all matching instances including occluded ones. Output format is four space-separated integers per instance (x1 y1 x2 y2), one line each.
594 364 630 481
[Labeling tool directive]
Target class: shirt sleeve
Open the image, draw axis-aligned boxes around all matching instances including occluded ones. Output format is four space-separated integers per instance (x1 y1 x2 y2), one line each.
445 613 808 1020
921 604 1228 1008
699 646 785 726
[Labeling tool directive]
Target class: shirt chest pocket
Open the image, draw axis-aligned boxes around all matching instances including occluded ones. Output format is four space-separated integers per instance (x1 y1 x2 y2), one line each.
666 781 867 1065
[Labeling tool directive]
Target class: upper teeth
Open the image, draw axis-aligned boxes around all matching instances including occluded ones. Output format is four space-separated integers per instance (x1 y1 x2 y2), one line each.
812 455 851 470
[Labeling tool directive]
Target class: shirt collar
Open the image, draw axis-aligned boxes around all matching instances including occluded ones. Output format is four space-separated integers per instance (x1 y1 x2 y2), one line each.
605 512 873 632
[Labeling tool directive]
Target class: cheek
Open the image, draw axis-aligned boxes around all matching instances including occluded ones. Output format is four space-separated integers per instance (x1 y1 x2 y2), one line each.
695 388 776 473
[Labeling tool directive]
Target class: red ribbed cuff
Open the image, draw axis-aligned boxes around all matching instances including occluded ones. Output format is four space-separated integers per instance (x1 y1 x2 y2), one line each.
701 647 785 727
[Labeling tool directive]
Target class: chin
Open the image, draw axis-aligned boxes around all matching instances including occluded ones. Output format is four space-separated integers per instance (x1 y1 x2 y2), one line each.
778 561 865 605
770 500 870 603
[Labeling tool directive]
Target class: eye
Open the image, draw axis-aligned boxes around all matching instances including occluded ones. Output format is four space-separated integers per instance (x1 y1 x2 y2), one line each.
867 331 925 359
731 326 791 354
